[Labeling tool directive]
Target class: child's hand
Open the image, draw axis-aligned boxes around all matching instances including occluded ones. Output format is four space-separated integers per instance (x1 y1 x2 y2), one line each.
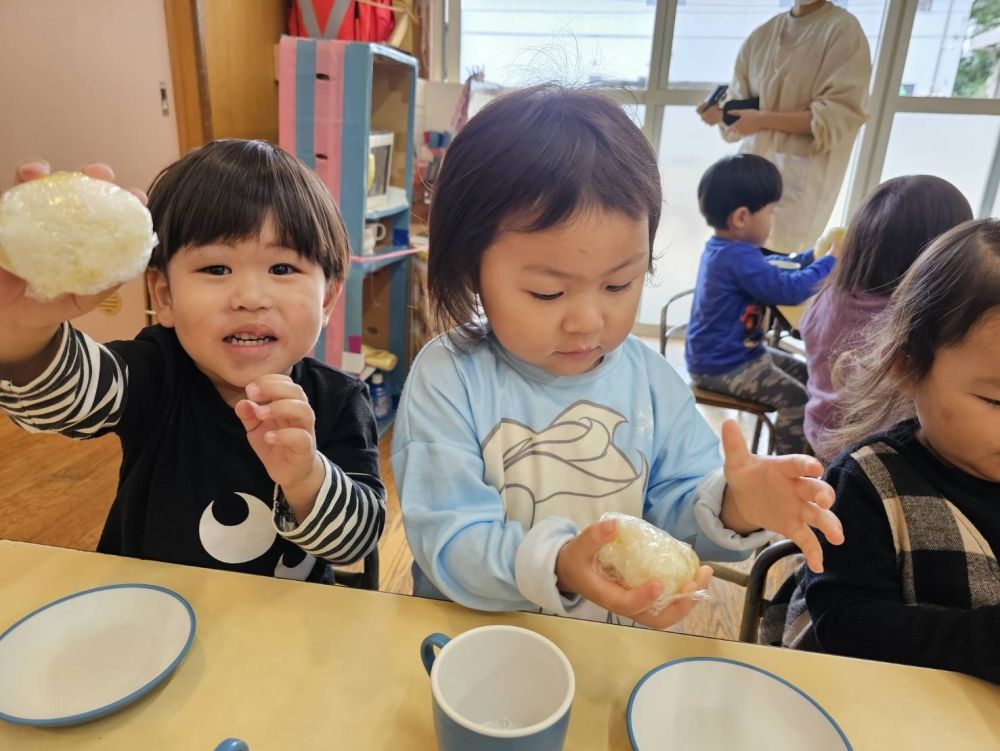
234 375 325 517
0 161 143 325
719 420 842 573
555 518 714 629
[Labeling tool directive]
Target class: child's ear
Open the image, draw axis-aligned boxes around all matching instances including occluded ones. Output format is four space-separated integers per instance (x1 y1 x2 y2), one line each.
147 268 175 327
321 278 343 326
729 206 750 229
890 353 917 397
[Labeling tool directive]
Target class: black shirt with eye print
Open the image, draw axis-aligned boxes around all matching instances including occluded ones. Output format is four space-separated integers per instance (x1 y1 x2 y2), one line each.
0 324 385 582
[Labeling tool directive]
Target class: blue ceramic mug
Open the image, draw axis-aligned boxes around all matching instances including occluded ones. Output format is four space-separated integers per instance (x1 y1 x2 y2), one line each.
214 739 248 751
420 625 574 751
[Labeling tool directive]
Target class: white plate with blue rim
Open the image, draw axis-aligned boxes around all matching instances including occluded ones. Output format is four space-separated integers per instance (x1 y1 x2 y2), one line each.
0 583 195 726
628 657 851 750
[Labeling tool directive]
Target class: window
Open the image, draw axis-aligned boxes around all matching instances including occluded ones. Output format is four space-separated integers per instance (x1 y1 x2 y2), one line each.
459 1 657 87
881 113 1000 212
902 0 1000 98
442 0 1000 328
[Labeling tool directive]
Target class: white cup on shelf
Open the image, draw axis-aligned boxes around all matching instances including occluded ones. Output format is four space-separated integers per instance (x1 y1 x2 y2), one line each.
362 223 387 255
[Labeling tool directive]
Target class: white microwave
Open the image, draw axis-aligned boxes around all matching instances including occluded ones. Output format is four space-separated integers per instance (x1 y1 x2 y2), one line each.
366 131 395 210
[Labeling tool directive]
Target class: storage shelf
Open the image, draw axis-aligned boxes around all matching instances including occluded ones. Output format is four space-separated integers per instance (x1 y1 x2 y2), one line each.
365 186 409 220
280 39 417 420
350 246 423 276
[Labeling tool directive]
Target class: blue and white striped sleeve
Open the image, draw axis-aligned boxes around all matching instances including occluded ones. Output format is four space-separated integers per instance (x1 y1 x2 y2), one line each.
272 382 385 565
0 322 126 439
274 459 386 564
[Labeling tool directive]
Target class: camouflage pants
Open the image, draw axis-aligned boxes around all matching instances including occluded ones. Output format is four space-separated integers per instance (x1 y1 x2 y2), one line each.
691 347 808 455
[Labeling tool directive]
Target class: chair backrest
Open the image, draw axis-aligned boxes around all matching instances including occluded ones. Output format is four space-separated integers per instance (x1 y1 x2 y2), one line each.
659 288 695 357
332 548 380 590
738 539 801 643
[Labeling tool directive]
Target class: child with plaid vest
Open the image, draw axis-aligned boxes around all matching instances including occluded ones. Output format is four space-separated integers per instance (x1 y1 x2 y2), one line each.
763 219 1000 684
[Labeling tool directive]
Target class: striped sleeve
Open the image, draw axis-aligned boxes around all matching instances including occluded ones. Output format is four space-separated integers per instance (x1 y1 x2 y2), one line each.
0 322 127 439
273 457 386 564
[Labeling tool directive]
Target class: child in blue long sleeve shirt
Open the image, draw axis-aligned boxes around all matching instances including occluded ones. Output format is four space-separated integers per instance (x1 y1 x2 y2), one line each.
393 87 842 629
686 154 836 454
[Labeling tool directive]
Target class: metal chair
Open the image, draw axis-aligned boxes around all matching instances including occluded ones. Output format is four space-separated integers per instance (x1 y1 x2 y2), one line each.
659 289 776 455
737 539 801 643
332 549 380 590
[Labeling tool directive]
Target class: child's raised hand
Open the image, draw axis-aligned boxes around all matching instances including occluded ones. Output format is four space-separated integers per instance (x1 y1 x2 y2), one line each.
719 420 842 573
555 518 714 629
234 375 325 515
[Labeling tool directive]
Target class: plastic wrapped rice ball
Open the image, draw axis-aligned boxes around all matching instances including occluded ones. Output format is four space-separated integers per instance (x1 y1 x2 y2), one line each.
0 172 156 300
595 512 700 614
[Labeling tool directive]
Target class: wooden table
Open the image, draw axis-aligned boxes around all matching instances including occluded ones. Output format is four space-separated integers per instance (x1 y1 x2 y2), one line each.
2 540 998 749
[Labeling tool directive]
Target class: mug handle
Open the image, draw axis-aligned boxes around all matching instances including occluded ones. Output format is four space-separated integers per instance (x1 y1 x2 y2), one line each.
420 633 451 676
214 739 249 751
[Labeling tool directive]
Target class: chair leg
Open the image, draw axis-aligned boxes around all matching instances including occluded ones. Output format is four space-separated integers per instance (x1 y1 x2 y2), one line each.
752 415 764 454
762 413 776 455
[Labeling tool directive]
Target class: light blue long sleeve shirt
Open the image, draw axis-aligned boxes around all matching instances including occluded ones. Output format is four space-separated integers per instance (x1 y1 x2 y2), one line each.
392 333 770 622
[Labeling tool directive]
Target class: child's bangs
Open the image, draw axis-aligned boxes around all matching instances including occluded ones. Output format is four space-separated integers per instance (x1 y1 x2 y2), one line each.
148 140 344 279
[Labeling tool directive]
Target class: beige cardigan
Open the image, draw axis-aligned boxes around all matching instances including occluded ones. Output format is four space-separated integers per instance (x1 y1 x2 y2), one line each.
724 3 871 253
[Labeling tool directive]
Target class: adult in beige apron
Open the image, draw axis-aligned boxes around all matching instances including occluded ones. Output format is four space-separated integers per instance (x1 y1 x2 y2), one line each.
698 1 871 254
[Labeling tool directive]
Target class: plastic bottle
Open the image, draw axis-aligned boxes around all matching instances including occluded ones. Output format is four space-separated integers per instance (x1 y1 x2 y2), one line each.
369 372 391 420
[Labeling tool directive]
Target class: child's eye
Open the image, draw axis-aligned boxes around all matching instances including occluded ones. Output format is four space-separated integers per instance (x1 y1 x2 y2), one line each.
199 265 230 276
270 263 299 275
607 281 634 293
529 291 563 301
980 396 1000 408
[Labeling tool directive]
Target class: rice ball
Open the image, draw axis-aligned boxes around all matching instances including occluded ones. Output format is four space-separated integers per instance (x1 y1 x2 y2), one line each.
596 512 700 613
0 172 156 300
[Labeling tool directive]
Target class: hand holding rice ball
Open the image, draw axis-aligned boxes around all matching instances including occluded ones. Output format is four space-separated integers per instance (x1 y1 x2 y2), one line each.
0 171 155 300
595 512 704 615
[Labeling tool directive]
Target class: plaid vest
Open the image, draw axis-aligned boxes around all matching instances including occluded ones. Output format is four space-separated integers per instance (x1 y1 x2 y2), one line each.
765 441 1000 648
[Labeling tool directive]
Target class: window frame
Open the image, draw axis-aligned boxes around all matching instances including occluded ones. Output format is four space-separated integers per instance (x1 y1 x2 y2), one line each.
431 0 1000 331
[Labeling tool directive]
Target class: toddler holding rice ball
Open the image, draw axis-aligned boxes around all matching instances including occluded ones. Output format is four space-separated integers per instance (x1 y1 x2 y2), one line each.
393 86 844 628
0 142 386 582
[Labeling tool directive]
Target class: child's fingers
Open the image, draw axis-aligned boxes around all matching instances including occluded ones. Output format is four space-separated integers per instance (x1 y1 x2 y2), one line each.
246 376 306 404
804 504 844 545
636 569 713 629
599 579 665 619
793 476 836 508
128 188 149 205
79 163 115 181
574 518 618 557
234 399 262 430
720 420 751 468
252 398 315 429
15 160 50 183
263 427 315 455
791 528 825 574
775 454 824 479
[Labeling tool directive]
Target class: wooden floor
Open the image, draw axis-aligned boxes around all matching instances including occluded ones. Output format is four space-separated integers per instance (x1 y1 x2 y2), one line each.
0 341 795 642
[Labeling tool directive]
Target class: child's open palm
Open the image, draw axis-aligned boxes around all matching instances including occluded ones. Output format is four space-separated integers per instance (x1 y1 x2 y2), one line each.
720 420 843 573
235 375 325 515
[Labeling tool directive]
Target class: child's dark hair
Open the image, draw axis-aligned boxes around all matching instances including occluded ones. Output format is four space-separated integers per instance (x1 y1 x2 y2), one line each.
825 219 1000 455
428 85 662 338
697 154 782 230
147 139 349 281
829 175 972 297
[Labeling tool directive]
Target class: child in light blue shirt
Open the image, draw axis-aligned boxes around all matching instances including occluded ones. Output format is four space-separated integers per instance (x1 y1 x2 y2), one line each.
393 86 842 627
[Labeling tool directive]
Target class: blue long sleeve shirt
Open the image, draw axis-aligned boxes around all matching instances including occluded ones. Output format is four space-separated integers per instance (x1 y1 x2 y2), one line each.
392 333 771 623
685 237 834 376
